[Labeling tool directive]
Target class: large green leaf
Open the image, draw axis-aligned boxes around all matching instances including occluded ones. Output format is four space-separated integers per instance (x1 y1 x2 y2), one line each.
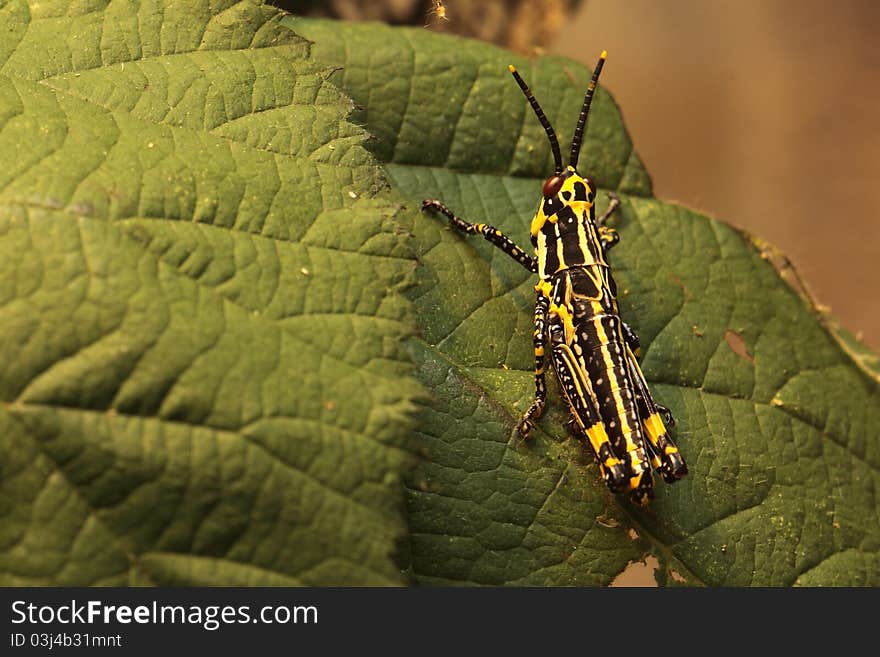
0 1 422 585
294 18 880 586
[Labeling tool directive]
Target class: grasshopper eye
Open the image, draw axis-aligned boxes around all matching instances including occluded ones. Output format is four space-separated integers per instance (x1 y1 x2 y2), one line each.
542 175 564 198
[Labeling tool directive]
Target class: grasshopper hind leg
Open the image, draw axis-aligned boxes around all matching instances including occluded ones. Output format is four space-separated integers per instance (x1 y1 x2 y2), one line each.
623 344 688 483
656 403 675 428
550 340 628 493
565 406 652 504
619 324 686 483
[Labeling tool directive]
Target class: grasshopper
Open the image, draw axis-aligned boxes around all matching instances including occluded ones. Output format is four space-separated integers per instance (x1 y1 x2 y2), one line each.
422 53 687 505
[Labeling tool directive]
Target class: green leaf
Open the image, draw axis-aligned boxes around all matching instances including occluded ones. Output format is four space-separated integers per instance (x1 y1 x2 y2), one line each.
0 1 422 585
294 18 880 586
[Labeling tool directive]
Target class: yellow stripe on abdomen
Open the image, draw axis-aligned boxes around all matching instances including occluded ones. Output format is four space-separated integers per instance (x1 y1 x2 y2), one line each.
643 411 668 449
591 316 633 438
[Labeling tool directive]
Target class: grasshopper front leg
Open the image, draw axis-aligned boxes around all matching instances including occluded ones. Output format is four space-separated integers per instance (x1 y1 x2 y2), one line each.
422 200 538 273
596 192 621 251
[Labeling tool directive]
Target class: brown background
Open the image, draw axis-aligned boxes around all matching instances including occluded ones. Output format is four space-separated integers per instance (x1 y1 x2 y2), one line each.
553 0 880 351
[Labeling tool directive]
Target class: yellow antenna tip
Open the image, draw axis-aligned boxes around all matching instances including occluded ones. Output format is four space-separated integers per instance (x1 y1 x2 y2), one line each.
600 50 608 60
508 64 517 73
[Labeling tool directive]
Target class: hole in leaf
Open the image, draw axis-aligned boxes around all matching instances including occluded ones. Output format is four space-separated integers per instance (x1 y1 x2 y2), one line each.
610 555 659 587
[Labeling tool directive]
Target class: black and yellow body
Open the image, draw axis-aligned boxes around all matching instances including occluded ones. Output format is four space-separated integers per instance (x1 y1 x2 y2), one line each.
422 53 687 505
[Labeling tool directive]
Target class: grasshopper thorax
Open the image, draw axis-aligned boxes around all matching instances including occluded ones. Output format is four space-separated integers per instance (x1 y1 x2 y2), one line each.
530 165 606 278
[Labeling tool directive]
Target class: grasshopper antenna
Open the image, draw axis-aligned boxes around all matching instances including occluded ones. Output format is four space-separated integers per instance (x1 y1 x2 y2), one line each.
569 51 607 169
509 64 563 174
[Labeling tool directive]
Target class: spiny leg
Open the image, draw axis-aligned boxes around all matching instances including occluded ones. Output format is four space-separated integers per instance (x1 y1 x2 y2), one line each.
596 193 621 251
518 292 550 438
620 322 673 426
422 199 537 273
623 344 687 483
596 192 620 227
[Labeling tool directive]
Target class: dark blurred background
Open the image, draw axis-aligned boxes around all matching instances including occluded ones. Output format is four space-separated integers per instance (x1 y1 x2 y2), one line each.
286 0 880 352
